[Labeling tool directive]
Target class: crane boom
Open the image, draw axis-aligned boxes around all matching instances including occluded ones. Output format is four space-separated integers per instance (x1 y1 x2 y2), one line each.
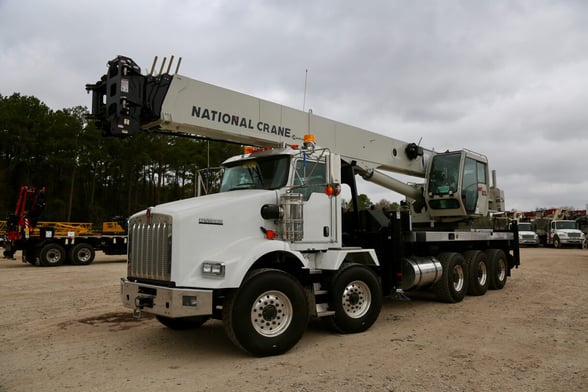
87 56 432 178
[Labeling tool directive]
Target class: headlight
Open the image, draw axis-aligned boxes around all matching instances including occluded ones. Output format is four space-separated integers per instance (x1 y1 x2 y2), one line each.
202 262 225 277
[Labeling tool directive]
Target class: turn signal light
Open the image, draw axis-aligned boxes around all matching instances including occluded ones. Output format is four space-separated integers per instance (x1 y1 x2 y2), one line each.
265 229 277 240
244 146 271 154
325 183 341 196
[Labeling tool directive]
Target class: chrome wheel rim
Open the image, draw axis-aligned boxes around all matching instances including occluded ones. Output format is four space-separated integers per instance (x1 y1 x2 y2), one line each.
250 290 293 337
341 280 371 319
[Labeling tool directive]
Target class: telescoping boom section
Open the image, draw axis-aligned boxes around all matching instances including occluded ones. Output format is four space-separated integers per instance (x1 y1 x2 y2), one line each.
86 56 430 177
87 56 519 357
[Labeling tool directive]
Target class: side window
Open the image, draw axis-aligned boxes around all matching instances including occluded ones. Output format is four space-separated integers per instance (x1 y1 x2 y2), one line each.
293 159 326 200
462 158 478 213
476 161 487 185
462 158 487 213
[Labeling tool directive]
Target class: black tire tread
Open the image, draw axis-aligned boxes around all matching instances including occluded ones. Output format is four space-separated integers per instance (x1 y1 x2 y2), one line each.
463 250 489 296
431 252 467 303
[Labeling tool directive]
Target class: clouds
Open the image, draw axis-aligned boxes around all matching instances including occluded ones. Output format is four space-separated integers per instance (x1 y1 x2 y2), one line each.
1 0 587 210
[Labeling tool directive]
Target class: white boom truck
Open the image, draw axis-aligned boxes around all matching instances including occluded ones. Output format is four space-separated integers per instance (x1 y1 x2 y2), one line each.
86 56 520 356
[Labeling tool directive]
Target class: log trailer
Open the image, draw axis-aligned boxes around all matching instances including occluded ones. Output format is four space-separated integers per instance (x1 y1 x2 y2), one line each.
86 55 520 356
1 186 128 266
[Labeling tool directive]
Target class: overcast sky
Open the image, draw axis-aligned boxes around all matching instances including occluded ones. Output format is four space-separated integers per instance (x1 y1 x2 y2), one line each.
1 0 587 212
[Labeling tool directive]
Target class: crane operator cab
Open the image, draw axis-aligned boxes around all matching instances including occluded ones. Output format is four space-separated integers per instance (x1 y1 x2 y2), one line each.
425 150 491 218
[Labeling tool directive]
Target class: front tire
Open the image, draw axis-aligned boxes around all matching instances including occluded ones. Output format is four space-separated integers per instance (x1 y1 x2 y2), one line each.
431 252 467 303
553 237 562 248
222 268 309 357
323 264 382 334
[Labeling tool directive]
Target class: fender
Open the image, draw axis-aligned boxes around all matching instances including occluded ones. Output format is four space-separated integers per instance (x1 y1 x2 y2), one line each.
182 236 306 289
314 248 380 271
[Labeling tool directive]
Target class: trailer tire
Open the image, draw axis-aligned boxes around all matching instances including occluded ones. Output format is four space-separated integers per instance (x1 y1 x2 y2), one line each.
39 243 66 267
486 249 508 290
323 263 382 334
222 268 309 357
431 252 467 303
463 250 489 296
68 243 95 265
156 315 209 330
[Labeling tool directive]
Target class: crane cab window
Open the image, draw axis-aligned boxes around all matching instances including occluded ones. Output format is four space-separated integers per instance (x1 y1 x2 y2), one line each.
428 153 460 196
292 159 327 200
462 158 487 214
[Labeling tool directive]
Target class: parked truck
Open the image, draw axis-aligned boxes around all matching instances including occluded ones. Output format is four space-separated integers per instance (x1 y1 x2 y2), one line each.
86 56 520 356
1 186 127 266
516 222 539 247
534 219 585 248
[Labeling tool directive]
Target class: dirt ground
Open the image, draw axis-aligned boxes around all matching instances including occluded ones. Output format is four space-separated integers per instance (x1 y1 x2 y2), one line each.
0 247 586 392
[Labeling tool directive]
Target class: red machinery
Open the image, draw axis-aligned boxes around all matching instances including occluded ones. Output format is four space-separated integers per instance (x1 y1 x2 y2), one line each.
4 186 46 244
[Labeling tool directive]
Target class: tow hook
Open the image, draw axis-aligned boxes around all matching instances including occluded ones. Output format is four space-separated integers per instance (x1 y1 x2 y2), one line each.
133 295 154 319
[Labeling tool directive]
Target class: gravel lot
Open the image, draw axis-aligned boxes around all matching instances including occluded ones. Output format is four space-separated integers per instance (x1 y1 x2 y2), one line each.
0 247 586 392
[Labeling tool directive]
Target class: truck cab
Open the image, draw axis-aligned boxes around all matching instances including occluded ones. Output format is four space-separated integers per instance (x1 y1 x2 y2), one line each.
517 222 539 247
548 220 585 248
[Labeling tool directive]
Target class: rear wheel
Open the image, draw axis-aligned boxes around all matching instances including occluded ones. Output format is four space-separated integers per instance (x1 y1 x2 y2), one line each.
39 243 66 267
156 315 209 330
68 243 95 265
464 250 489 296
431 252 467 303
486 249 508 290
222 268 309 357
323 264 382 334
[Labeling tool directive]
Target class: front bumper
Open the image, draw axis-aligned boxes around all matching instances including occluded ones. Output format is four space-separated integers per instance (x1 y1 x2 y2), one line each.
560 238 584 245
519 240 539 246
120 278 213 317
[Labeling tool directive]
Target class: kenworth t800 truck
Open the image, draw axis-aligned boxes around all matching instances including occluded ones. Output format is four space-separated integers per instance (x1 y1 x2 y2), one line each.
86 56 519 356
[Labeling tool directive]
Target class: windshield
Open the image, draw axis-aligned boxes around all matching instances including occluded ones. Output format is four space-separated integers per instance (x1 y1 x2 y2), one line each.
518 223 533 231
220 156 290 192
428 153 461 195
554 221 577 230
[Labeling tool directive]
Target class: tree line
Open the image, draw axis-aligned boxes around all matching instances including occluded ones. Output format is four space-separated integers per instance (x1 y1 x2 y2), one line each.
0 93 241 223
0 93 398 225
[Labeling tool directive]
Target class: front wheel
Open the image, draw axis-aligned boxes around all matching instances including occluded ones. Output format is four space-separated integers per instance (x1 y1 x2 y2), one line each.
222 268 309 357
323 264 382 334
553 237 562 248
431 252 467 303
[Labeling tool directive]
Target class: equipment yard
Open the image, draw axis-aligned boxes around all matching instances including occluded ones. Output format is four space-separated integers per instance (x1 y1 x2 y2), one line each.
0 248 586 391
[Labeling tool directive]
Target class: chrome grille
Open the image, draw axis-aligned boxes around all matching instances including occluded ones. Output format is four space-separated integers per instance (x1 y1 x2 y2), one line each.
128 213 172 282
568 232 581 238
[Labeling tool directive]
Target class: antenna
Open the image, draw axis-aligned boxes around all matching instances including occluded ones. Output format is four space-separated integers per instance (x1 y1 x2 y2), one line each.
303 69 308 112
